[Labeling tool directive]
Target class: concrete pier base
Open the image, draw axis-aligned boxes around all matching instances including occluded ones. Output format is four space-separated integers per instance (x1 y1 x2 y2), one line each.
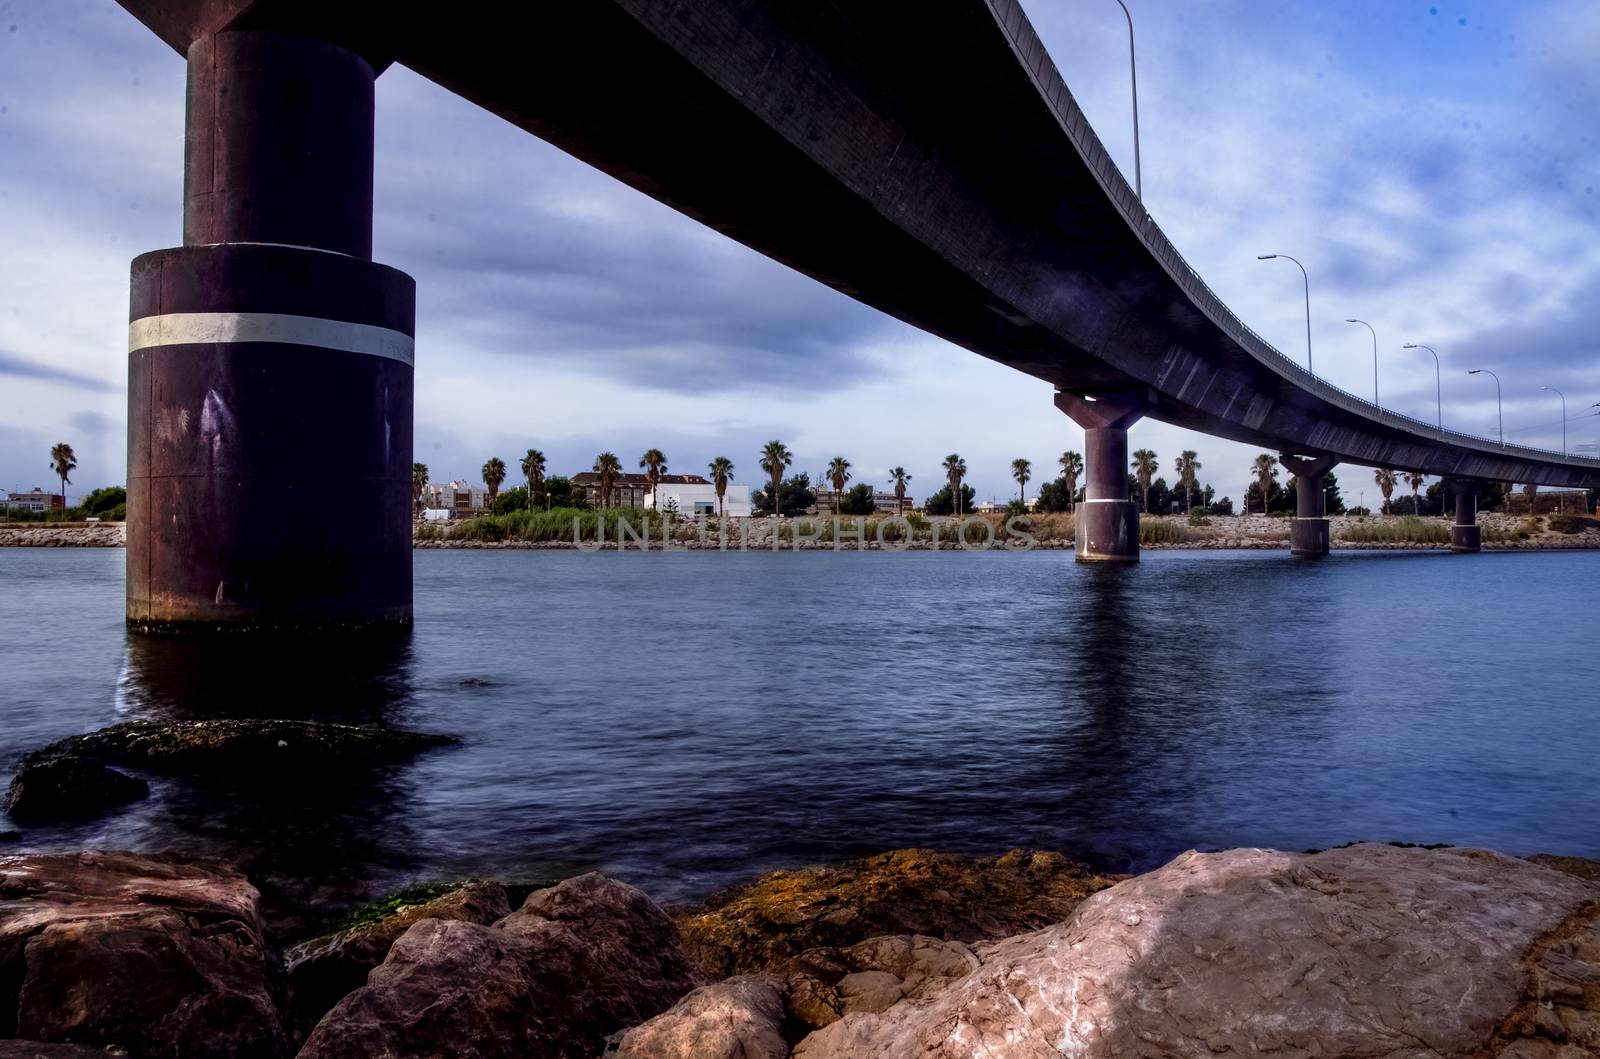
1280 452 1339 558
1075 500 1141 562
1289 517 1331 556
1055 390 1154 563
1447 479 1481 553
126 31 414 632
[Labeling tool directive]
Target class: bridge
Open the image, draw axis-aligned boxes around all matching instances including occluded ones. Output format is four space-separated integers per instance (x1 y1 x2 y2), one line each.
113 0 1600 631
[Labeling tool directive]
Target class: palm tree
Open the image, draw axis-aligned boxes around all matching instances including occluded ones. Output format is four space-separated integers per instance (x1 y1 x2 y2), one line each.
1174 450 1201 512
708 457 734 524
521 450 546 510
481 457 507 512
1374 468 1398 515
827 457 852 512
640 448 668 510
888 467 912 515
1131 448 1158 513
942 454 968 515
1252 454 1279 514
759 441 792 517
1059 451 1083 512
412 462 429 516
593 452 622 507
1405 470 1425 516
49 443 76 510
1011 458 1032 506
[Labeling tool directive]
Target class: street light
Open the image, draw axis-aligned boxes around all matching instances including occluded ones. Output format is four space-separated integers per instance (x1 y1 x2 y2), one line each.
1468 369 1504 449
1403 343 1443 434
1257 254 1312 373
1346 318 1379 414
1540 386 1567 457
1112 0 1142 201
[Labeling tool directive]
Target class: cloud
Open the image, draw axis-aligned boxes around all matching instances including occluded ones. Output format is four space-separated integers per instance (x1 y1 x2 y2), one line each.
0 348 119 393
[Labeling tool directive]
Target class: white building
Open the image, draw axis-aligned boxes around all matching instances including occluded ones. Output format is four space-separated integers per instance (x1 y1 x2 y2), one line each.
419 481 486 517
645 483 753 517
3 488 63 513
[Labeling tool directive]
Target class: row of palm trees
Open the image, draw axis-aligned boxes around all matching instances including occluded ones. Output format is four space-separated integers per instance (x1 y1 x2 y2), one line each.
1248 454 1429 515
455 443 1217 519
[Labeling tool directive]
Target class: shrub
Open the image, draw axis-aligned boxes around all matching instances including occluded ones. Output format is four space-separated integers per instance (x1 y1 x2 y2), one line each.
1140 518 1192 544
1547 514 1597 535
1336 516 1449 544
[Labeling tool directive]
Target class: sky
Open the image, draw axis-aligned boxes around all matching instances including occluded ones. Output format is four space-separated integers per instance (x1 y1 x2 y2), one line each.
2 0 1598 507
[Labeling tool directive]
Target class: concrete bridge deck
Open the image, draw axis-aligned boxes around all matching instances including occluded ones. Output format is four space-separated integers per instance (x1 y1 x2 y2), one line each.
113 0 1598 625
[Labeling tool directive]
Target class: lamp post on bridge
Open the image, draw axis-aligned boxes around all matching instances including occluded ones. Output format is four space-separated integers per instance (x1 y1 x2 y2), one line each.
1346 319 1380 417
1257 254 1312 374
1403 343 1444 434
1542 385 1567 514
1111 0 1142 202
1467 369 1504 449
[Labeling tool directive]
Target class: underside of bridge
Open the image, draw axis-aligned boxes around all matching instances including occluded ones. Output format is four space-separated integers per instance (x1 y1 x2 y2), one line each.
113 0 1583 622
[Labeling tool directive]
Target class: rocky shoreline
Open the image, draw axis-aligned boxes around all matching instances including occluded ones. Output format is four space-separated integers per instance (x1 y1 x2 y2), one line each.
1 842 1597 1057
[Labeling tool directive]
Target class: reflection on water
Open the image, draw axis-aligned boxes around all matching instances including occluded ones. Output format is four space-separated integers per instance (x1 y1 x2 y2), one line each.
2 546 1598 930
116 629 417 723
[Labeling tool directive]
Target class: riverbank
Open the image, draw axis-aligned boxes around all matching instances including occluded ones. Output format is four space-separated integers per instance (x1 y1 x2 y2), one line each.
0 522 125 547
5 514 1595 550
2 842 1596 1056
413 511 1600 550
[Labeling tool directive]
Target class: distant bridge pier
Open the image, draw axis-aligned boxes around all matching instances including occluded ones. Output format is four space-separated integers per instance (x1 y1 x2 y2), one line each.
1280 453 1339 557
1447 479 1482 553
1055 390 1153 563
126 31 415 632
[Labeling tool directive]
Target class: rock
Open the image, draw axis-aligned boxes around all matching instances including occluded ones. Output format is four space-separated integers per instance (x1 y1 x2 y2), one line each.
782 935 979 1032
612 975 790 1059
3 720 455 823
301 873 699 1059
2 757 148 822
0 1043 126 1058
793 844 1600 1059
677 848 1120 977
0 850 290 1057
31 718 458 774
286 882 510 1038
1528 853 1600 884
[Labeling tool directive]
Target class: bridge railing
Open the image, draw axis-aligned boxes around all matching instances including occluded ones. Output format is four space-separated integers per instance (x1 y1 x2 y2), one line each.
987 0 1600 472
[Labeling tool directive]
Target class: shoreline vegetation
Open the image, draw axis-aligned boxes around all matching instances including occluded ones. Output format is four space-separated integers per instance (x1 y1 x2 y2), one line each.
4 511 1599 550
411 507 1600 550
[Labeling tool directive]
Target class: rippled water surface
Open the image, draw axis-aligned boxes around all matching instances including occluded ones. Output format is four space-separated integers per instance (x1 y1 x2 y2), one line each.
2 547 1597 924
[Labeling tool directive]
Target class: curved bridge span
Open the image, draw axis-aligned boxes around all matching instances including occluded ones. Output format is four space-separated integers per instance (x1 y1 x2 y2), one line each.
115 0 1598 627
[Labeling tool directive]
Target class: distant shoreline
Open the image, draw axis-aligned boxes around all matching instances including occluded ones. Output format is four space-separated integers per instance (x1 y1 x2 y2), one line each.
5 514 1596 551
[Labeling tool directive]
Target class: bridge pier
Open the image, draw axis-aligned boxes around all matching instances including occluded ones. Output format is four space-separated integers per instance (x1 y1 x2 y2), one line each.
1279 452 1339 557
1447 479 1481 552
1055 390 1152 563
126 31 415 632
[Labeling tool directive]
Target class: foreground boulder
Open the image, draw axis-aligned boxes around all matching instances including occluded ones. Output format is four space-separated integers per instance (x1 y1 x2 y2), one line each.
0 850 290 1057
3 719 457 822
611 974 791 1059
795 844 1600 1058
300 872 699 1059
678 848 1120 977
286 882 511 1037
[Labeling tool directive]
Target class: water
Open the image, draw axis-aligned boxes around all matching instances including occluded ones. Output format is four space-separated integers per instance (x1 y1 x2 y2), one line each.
2 547 1597 928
